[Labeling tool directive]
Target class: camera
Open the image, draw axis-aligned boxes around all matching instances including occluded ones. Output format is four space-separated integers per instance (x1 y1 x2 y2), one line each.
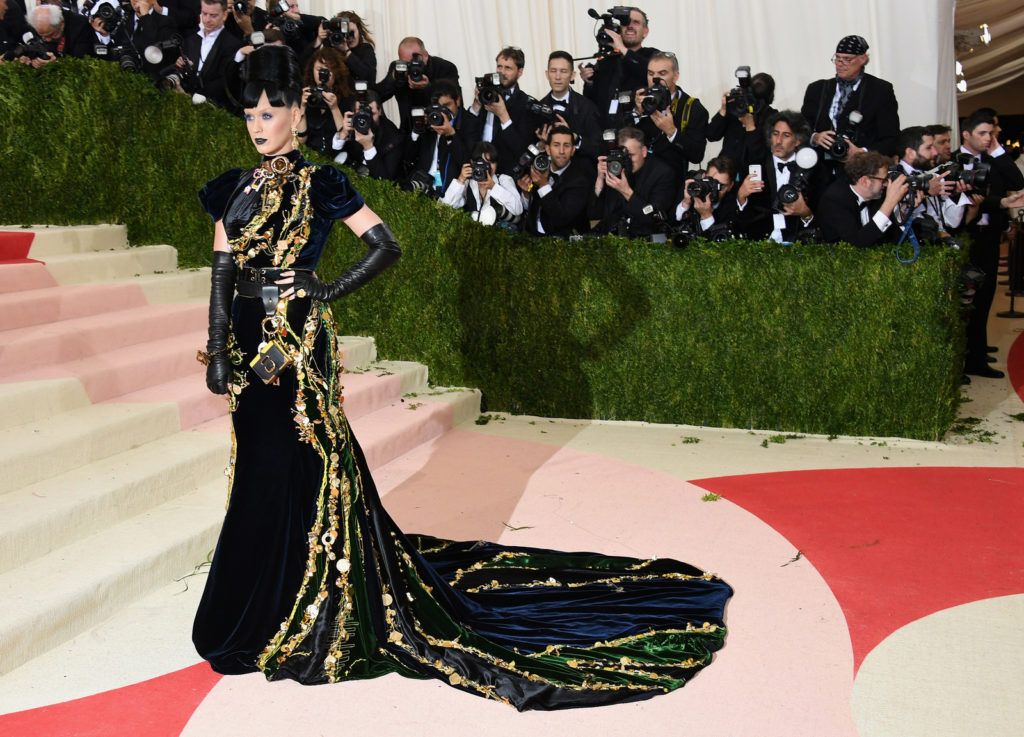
232 0 248 14
726 66 756 118
887 165 933 192
394 53 425 85
776 147 820 207
587 6 632 58
92 0 127 34
639 78 671 116
526 97 558 124
470 158 491 183
425 103 451 128
477 73 502 105
95 42 140 72
267 0 299 37
686 176 723 204
605 147 631 177
323 17 353 48
1 31 51 62
511 144 550 180
351 81 373 135
402 170 440 198
937 153 990 192
409 107 427 134
143 34 182 66
827 110 863 159
307 66 331 109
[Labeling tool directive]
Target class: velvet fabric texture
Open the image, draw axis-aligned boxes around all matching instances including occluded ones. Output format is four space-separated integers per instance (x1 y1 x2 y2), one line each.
191 153 733 710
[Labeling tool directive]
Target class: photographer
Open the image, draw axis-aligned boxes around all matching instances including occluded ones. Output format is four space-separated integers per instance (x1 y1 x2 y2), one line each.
734 110 827 242
224 0 266 42
802 34 900 167
405 78 477 196
896 125 964 232
579 6 658 127
926 124 953 164
297 47 354 160
150 0 200 37
517 125 594 237
707 71 777 168
676 157 739 235
958 109 1024 378
590 126 675 237
376 36 460 132
23 4 90 64
85 0 125 60
175 0 241 109
818 151 919 248
127 0 178 78
632 51 708 181
0 0 32 57
468 46 534 176
311 11 375 86
349 93 404 181
535 50 602 163
443 141 523 227
263 0 319 58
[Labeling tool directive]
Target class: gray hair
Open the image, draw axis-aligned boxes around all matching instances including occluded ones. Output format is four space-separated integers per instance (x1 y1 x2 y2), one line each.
31 4 63 30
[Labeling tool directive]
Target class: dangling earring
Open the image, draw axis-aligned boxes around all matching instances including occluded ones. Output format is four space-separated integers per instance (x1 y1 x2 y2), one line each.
291 126 299 148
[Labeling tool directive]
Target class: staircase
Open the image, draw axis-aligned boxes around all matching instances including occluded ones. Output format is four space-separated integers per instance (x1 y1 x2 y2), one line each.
0 225 480 678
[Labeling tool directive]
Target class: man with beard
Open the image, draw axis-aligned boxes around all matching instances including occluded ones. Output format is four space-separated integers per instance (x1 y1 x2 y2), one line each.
818 151 916 247
517 125 594 237
896 126 964 231
734 110 827 242
578 6 658 127
468 46 533 176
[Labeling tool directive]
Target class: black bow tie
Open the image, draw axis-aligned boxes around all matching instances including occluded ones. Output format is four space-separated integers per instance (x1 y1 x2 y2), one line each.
550 172 560 184
777 162 789 172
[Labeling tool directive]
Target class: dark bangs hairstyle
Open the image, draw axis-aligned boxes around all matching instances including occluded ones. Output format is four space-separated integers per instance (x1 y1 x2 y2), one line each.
241 45 303 108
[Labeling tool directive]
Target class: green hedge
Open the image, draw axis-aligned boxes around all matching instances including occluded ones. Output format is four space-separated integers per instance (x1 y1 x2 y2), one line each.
0 59 965 439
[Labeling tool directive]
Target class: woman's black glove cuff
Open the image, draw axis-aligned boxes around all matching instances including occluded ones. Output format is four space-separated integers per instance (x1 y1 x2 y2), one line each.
292 222 400 302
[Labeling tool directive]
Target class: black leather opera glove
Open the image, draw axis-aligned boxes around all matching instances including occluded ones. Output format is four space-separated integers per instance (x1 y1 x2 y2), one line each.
290 223 401 302
204 251 236 395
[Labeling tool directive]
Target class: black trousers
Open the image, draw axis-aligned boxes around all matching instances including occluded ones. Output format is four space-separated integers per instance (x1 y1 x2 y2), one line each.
965 225 1001 366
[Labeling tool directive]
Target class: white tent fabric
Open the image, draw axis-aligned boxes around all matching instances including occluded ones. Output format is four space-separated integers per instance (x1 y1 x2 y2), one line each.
299 0 956 162
956 0 1024 100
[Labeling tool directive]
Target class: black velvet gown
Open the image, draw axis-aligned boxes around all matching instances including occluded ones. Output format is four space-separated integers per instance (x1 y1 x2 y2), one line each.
191 150 734 711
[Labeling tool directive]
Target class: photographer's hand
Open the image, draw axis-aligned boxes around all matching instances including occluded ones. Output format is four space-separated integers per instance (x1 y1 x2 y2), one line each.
929 171 954 198
432 119 456 137
882 174 909 215
739 112 756 132
485 95 510 124
457 163 472 184
175 55 186 69
606 170 633 200
680 179 694 210
355 127 374 150
605 28 627 55
340 111 354 138
736 173 763 206
577 63 595 85
323 90 339 111
782 192 812 218
408 74 430 90
530 166 549 188
651 109 677 137
313 21 326 50
517 173 534 194
719 94 728 117
535 123 551 143
594 156 607 196
693 194 713 219
812 130 837 150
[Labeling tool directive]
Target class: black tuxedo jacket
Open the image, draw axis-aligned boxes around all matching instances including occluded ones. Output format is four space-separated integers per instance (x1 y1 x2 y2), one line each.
183 28 242 110
128 12 178 76
680 188 740 232
162 0 200 35
57 11 94 59
735 153 829 240
0 3 30 52
801 73 900 157
817 180 894 247
583 46 658 127
524 157 595 237
468 86 534 177
591 156 677 236
707 104 778 170
540 89 603 163
348 119 405 182
636 88 709 182
376 55 460 131
964 150 1016 234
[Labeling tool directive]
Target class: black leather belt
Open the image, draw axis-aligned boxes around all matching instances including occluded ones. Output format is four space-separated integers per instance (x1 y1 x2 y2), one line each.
236 266 312 316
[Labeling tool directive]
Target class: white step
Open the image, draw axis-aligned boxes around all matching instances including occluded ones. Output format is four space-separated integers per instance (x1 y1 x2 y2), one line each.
0 480 225 677
0 378 91 432
42 245 178 284
0 402 181 495
0 432 227 574
131 269 210 303
0 224 128 257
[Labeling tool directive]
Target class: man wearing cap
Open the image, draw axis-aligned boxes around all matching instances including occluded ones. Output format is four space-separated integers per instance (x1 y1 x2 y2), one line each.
802 35 900 162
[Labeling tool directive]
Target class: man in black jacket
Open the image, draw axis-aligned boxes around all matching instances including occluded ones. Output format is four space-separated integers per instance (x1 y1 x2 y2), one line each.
735 110 828 242
535 50 602 164
405 78 478 196
467 46 536 176
517 125 594 238
350 96 405 182
0 0 32 54
706 71 777 169
590 126 675 237
802 35 900 162
579 6 657 127
818 151 913 247
958 109 1024 378
632 51 707 184
178 0 242 110
376 36 459 132
22 4 91 64
675 156 740 237
151 0 200 36
127 0 178 78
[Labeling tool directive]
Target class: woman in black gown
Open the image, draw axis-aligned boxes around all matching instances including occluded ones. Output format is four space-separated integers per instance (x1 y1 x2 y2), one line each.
192 45 733 711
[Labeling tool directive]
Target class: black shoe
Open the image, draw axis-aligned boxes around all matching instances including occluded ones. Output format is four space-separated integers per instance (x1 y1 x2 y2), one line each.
987 355 997 364
961 374 972 385
965 365 1005 379
986 346 998 353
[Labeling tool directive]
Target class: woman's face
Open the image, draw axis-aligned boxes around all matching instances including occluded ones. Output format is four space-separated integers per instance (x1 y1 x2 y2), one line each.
312 61 334 88
244 90 300 157
342 17 360 46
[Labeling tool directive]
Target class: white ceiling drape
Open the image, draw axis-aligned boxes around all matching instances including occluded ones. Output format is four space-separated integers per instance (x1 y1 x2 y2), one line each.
956 0 1024 101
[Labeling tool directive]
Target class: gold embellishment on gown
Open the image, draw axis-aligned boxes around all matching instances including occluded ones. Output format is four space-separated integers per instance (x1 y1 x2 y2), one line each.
230 162 313 269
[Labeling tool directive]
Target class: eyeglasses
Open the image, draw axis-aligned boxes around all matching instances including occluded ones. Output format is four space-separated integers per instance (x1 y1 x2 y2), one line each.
831 54 861 66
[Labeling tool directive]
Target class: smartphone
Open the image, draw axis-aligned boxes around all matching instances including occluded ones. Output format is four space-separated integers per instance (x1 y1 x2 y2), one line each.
749 164 762 182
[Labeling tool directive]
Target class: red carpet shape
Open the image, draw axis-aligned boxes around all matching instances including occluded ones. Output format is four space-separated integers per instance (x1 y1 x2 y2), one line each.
0 664 221 737
1007 329 1024 403
0 232 37 263
693 466 1024 671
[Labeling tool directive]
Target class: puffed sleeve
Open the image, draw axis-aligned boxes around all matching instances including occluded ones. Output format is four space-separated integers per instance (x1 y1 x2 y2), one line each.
311 165 366 221
197 168 246 222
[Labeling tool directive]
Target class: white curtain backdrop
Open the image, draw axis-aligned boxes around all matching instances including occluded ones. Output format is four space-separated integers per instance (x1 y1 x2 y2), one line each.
296 0 955 162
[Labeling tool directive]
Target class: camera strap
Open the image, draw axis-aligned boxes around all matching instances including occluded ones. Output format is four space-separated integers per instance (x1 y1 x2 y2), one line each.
671 94 696 132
